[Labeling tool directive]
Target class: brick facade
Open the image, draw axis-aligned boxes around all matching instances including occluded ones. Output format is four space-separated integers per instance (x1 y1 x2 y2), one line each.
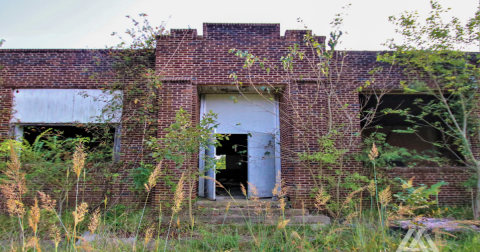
0 49 152 205
0 23 474 209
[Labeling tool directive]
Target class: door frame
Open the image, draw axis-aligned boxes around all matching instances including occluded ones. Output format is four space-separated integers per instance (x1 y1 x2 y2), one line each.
274 95 281 188
197 93 282 198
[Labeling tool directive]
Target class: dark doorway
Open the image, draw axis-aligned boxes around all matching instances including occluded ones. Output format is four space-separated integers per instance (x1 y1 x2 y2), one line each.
215 134 248 197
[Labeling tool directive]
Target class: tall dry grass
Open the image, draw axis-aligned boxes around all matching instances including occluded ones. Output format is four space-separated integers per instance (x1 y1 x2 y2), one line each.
0 142 479 251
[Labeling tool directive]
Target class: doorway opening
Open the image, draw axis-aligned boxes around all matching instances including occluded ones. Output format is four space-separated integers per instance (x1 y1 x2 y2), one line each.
215 134 248 197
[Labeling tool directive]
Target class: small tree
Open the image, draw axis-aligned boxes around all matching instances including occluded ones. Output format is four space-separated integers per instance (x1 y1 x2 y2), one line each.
379 0 480 219
147 108 223 225
228 6 399 215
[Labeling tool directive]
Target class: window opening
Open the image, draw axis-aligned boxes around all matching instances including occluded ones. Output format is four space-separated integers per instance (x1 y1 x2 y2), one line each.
360 94 462 166
22 125 116 161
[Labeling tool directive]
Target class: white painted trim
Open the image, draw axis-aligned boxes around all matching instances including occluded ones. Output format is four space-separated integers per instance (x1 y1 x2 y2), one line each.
207 129 217 201
14 125 24 142
113 124 122 163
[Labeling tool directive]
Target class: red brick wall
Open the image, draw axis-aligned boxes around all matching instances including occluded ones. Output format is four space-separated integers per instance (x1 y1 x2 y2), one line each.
278 92 295 192
0 50 113 140
0 23 474 209
156 24 325 85
0 88 12 139
155 23 473 208
388 167 472 205
0 49 153 205
155 24 329 207
154 79 196 207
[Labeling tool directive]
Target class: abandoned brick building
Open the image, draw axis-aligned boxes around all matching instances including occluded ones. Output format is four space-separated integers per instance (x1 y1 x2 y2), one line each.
0 23 474 208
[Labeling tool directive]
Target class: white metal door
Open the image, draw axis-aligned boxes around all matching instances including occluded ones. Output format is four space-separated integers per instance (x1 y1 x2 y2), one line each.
205 144 216 200
200 93 281 199
247 133 276 198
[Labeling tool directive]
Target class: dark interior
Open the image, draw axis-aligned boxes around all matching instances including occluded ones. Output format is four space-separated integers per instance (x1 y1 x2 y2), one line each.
360 94 462 166
215 134 248 197
23 125 115 150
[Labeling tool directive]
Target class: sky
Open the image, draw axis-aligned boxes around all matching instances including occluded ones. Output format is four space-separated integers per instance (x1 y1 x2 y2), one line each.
0 0 479 51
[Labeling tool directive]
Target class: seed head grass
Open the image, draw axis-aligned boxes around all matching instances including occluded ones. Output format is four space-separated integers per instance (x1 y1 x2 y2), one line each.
28 198 40 234
73 202 89 225
37 191 56 212
145 161 163 192
172 173 185 214
72 144 86 178
88 208 101 234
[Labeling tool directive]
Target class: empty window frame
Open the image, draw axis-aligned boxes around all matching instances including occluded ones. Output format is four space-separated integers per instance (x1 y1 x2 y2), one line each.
15 124 121 162
360 94 462 166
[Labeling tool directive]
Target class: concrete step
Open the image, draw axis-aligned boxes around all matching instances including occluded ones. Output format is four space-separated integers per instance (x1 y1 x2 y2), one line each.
197 208 309 216
194 214 331 225
292 215 331 224
195 198 285 208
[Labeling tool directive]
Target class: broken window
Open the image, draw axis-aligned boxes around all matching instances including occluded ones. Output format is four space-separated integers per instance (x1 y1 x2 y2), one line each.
360 94 462 167
9 88 123 161
16 125 118 162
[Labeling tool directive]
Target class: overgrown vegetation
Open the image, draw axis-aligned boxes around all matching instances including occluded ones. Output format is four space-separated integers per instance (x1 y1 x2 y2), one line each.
379 0 480 219
0 127 115 215
0 143 479 251
1 1 480 251
227 4 419 218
